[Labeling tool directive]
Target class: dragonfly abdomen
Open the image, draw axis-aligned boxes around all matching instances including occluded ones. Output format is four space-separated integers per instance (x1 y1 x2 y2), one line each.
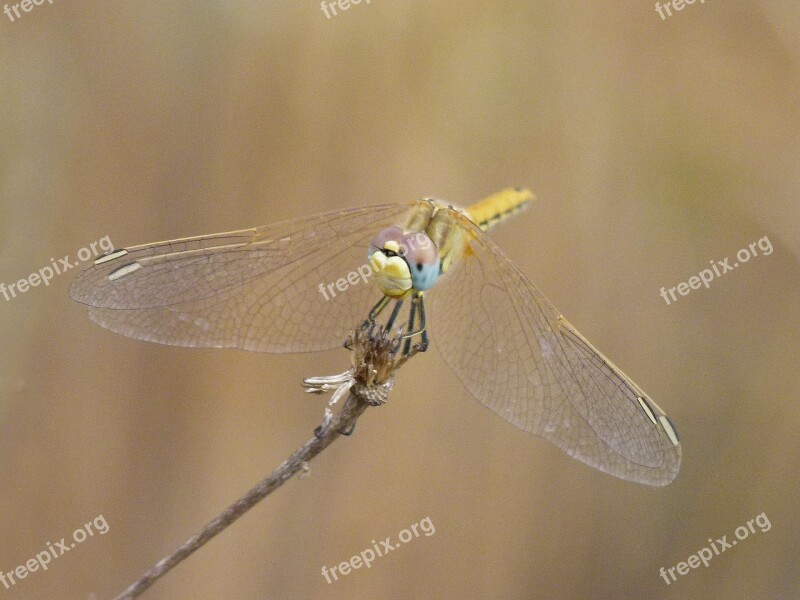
466 187 534 232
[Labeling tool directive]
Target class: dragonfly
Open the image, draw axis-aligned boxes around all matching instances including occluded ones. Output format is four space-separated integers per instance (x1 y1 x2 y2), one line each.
70 188 681 486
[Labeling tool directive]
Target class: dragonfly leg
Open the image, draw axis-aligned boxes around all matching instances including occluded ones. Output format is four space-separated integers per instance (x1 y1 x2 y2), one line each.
384 298 405 331
400 293 429 355
348 296 393 350
352 294 427 357
355 295 403 336
416 293 429 352
366 295 391 324
403 294 418 356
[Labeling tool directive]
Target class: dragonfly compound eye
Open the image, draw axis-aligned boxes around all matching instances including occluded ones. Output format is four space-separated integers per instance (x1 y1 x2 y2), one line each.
398 232 438 291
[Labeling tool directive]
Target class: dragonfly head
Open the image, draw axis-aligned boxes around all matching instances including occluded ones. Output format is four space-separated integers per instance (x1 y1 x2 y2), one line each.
368 226 439 298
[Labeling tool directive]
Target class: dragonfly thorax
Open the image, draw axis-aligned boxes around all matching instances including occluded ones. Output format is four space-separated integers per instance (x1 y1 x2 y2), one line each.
367 226 439 298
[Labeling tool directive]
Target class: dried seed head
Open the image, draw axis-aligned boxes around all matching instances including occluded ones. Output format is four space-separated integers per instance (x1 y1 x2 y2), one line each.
345 323 397 405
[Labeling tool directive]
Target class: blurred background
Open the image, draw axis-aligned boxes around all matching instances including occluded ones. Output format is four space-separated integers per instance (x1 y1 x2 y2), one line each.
1 1 799 598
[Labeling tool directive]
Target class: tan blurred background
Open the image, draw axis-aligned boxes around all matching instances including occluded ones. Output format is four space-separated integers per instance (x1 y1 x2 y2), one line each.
1 1 799 598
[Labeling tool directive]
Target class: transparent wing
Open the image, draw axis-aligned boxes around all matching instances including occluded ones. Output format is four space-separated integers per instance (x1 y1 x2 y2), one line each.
70 204 413 352
429 213 681 486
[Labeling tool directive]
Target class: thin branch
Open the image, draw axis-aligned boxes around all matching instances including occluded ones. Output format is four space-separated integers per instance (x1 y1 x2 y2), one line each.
111 324 419 599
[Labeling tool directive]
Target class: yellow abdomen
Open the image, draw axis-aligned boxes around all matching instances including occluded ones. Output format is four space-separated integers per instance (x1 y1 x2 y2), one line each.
466 187 534 232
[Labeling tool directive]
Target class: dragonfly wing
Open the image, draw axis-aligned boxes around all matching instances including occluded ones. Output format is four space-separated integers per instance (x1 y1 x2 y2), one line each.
429 217 681 485
70 204 413 352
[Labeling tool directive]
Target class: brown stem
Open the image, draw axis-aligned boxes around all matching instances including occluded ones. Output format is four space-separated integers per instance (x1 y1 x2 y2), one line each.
111 323 415 599
112 391 369 600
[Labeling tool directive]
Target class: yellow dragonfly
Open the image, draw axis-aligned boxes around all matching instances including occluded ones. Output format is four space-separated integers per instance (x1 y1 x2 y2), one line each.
70 188 681 486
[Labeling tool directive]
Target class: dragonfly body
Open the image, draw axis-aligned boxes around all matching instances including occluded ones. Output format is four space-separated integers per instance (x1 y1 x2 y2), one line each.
386 187 533 290
365 189 533 352
71 188 681 486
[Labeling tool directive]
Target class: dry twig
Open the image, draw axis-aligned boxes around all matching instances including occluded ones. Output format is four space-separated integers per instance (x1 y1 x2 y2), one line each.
112 323 420 599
